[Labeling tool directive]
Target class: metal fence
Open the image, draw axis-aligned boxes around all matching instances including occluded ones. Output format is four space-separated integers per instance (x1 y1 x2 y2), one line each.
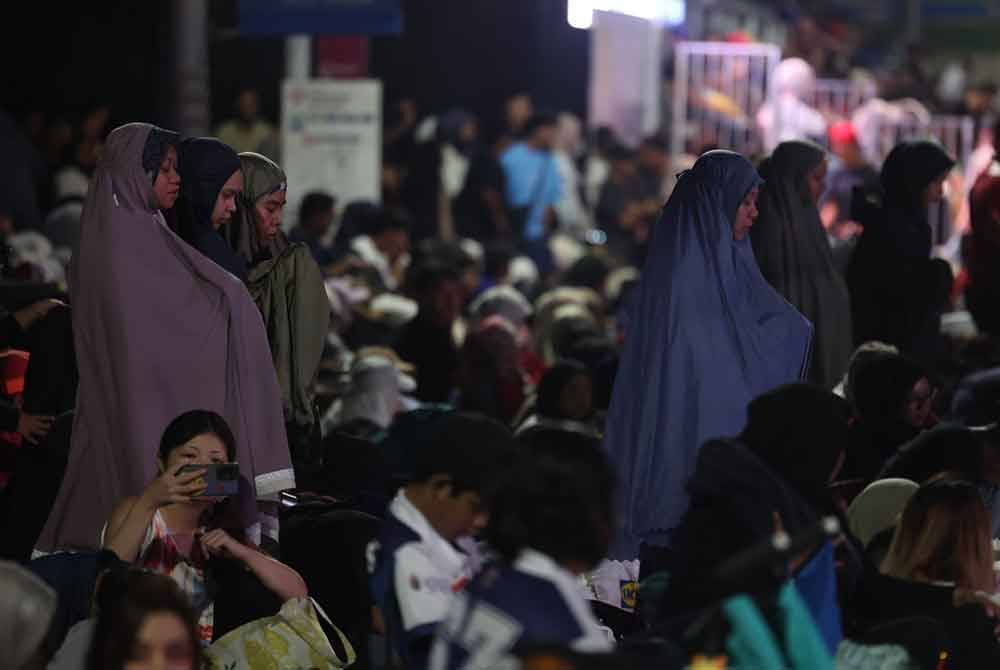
670 41 781 172
811 78 878 121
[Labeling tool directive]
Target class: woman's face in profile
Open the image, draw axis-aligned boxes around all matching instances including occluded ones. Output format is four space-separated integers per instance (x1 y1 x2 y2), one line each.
905 377 935 428
806 158 828 206
254 189 287 243
733 186 760 240
152 146 180 212
923 175 947 206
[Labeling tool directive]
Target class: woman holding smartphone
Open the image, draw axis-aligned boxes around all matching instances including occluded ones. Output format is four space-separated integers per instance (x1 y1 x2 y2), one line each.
102 410 307 645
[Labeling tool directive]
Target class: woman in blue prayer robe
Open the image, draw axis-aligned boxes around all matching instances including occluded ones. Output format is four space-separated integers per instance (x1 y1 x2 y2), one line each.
603 150 813 558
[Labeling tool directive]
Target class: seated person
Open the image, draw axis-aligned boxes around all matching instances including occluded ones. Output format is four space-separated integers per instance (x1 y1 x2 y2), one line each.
851 478 1000 669
86 568 201 670
843 353 935 483
288 191 337 268
0 560 58 670
102 410 308 645
430 429 615 669
368 412 516 668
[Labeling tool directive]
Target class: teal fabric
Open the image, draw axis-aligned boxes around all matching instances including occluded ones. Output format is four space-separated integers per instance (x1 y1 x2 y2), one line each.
724 595 787 669
778 582 834 670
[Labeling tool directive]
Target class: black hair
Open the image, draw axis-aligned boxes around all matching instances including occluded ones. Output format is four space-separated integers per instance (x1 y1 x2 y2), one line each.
484 243 514 280
299 191 336 224
551 316 601 361
87 570 201 670
883 425 987 484
593 126 619 154
409 412 517 499
363 207 410 237
141 127 180 184
488 431 615 567
158 410 237 464
641 135 669 152
406 260 461 297
537 359 592 420
523 112 558 137
414 239 474 273
562 254 611 294
606 144 637 163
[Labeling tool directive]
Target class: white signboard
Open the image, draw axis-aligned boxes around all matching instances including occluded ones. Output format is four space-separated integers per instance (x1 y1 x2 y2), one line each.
588 10 662 147
281 79 382 226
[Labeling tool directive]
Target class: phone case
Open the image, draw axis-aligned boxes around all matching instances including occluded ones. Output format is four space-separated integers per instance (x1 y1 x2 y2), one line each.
178 463 240 497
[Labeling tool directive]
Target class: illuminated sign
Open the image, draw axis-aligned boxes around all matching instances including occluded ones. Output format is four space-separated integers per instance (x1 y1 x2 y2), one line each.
567 0 686 29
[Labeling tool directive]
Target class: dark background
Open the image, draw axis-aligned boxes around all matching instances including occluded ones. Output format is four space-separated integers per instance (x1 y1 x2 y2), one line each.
3 0 590 135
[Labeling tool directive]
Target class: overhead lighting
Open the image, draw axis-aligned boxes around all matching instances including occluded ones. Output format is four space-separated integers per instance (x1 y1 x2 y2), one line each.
567 0 685 30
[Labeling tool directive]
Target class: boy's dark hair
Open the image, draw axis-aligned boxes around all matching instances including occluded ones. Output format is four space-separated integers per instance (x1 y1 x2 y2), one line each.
523 112 558 137
488 431 615 567
406 260 461 297
159 409 237 463
409 411 517 498
363 207 410 238
299 191 336 224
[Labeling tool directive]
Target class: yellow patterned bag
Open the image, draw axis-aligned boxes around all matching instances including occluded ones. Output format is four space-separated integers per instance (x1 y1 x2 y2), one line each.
204 597 356 670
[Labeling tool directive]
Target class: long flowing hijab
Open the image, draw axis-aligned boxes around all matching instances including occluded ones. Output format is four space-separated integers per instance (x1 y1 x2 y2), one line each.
226 152 290 267
603 150 813 558
229 152 329 428
37 123 293 552
751 141 853 388
173 137 248 280
848 141 955 355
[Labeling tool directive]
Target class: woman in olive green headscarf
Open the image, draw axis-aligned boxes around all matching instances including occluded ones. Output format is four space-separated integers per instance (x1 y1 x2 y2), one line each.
226 152 330 438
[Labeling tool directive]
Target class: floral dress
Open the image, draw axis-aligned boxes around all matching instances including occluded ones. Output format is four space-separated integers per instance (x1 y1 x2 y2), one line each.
138 509 215 644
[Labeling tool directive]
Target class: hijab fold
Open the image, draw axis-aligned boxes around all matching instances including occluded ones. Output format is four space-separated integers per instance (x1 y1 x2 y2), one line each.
37 123 293 552
752 141 853 388
227 152 289 267
603 150 812 558
174 137 248 280
232 152 329 429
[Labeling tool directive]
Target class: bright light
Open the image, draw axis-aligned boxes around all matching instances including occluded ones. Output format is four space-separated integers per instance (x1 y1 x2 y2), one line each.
567 0 685 30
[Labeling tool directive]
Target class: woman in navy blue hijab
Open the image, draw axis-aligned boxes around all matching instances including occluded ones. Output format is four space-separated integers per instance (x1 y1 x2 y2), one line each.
603 150 813 558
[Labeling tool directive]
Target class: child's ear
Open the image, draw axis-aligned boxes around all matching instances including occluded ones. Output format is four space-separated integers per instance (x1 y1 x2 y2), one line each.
156 457 167 476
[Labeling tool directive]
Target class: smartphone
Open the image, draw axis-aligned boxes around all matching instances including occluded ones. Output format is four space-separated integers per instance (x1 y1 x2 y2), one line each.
176 463 240 497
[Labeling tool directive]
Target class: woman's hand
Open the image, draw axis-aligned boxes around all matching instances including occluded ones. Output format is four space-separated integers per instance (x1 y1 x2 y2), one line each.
140 466 206 508
18 412 54 444
14 299 65 330
200 529 250 561
954 589 1000 636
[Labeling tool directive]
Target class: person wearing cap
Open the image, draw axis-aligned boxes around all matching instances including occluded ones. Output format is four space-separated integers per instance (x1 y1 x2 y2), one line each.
469 285 544 385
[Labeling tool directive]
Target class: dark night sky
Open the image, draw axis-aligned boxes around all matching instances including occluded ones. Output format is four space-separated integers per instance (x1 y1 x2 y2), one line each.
4 1 589 134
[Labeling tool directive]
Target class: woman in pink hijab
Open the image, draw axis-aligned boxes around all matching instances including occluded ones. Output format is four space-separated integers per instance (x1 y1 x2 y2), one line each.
37 123 293 552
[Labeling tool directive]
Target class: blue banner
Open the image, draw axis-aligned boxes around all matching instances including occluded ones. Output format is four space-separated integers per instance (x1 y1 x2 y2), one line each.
240 0 403 36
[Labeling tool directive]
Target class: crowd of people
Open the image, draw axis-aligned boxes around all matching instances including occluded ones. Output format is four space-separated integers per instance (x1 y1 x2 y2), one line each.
6 77 1000 670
